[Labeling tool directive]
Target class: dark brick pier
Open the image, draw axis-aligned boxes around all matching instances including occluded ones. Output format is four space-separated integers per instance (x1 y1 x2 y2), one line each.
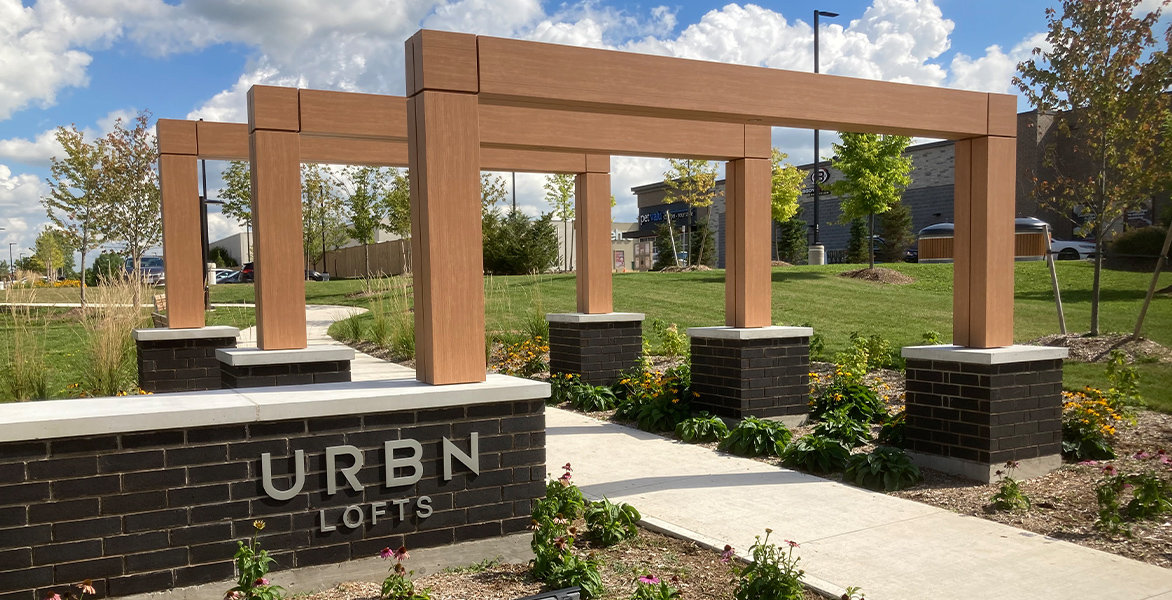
688 326 812 423
547 313 644 386
217 347 354 389
132 327 239 393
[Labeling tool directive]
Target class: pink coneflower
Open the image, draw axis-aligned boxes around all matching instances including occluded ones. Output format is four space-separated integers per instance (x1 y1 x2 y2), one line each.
254 578 269 586
638 575 661 585
720 544 735 563
562 463 573 472
393 545 410 561
785 540 800 548
380 547 394 559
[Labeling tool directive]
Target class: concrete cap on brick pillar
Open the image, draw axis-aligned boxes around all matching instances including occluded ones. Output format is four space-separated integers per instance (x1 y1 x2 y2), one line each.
216 345 355 366
901 344 1068 365
545 312 645 323
687 325 813 340
132 326 241 341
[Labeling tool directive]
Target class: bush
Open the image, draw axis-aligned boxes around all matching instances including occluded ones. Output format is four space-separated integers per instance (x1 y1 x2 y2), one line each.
719 417 792 458
780 435 851 474
531 463 604 599
1110 226 1169 258
1095 466 1172 534
810 380 885 424
844 446 922 491
675 413 729 443
585 498 641 546
493 336 549 377
812 409 871 448
877 410 907 448
732 530 804 600
209 245 240 268
550 372 581 405
1061 388 1125 460
482 211 559 275
615 363 691 432
645 319 689 357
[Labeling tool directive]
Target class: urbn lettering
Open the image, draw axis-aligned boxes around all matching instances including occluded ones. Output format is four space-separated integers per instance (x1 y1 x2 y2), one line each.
260 433 479 501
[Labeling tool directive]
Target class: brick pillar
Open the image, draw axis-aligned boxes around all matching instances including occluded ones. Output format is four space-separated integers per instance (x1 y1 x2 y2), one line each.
132 326 239 393
901 345 1069 483
216 347 354 389
547 313 644 386
688 326 812 425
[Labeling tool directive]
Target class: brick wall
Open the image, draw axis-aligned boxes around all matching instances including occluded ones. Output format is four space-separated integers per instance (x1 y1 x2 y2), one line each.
220 359 351 388
904 358 1063 464
690 335 809 420
548 320 642 386
0 399 546 599
136 336 236 393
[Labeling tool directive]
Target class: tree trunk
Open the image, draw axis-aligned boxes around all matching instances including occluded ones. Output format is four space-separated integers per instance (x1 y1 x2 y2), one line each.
78 224 88 310
364 242 371 279
868 212 876 270
1090 230 1103 336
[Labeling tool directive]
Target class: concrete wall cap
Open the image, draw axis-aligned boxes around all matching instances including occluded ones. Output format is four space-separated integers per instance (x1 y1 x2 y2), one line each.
0 375 549 443
901 344 1069 365
217 345 355 366
686 326 813 340
546 312 645 323
132 326 240 341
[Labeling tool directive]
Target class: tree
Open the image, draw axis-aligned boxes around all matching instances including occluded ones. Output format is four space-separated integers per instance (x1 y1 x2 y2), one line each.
218 160 253 262
34 229 70 281
342 166 390 277
482 211 559 275
384 168 411 239
301 164 348 271
653 223 680 270
86 251 125 286
663 159 717 267
544 173 575 271
877 200 914 262
771 148 807 262
101 111 161 290
775 210 808 264
690 220 717 267
845 218 869 264
829 132 913 269
43 124 105 305
1014 0 1172 335
208 246 238 268
481 173 508 217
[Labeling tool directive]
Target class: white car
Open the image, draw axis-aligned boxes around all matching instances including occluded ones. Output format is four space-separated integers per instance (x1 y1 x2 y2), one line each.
1050 238 1097 260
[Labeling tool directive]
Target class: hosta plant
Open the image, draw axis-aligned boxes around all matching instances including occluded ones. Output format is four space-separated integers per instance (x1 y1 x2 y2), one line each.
780 435 851 474
812 410 871 448
844 446 922 491
675 413 729 443
585 497 641 546
570 383 619 412
876 409 906 448
719 417 792 458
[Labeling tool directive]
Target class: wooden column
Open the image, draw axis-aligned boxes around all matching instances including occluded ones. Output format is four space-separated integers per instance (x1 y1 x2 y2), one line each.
157 133 204 329
575 155 612 313
724 158 772 327
953 136 1015 348
248 86 307 350
406 30 485 384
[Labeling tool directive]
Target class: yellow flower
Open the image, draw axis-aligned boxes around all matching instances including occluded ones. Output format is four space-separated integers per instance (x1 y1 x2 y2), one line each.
253 520 266 531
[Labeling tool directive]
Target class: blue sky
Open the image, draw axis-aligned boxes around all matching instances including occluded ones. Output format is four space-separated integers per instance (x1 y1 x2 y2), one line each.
0 0 1158 261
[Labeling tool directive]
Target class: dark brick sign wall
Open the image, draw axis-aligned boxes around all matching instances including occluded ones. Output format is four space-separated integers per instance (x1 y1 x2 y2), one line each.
0 398 545 599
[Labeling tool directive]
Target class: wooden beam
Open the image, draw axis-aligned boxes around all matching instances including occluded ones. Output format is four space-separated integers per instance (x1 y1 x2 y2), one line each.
249 129 307 350
473 33 1011 140
300 135 409 166
248 85 299 133
725 158 772 327
963 136 1016 348
195 121 248 160
406 30 479 95
575 172 612 313
407 90 485 384
157 119 197 156
300 89 407 139
158 154 204 329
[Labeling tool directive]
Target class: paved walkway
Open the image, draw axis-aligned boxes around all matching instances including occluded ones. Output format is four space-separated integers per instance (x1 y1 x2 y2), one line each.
546 408 1172 600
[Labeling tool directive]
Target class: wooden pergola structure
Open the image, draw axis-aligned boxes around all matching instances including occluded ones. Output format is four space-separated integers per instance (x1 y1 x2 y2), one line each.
403 30 1017 384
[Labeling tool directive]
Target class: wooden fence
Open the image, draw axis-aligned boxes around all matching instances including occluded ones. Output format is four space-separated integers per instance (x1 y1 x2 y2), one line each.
319 239 410 278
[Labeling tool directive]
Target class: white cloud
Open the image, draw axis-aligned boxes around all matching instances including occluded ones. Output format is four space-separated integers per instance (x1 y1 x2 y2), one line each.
0 128 61 168
0 164 49 254
948 32 1048 94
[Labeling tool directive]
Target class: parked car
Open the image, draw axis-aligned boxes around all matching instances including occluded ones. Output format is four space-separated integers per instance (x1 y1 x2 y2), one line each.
215 269 244 284
1050 237 1097 260
305 270 329 281
124 256 165 285
241 262 254 282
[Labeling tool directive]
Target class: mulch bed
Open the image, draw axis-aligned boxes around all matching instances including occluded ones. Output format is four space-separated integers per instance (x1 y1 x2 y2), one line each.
837 267 915 284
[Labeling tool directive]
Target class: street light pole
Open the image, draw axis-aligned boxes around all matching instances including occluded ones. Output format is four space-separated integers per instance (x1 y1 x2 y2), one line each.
810 9 838 266
7 242 14 283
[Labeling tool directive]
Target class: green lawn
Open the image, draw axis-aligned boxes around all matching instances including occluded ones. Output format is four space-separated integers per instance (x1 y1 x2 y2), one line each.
5 262 1170 408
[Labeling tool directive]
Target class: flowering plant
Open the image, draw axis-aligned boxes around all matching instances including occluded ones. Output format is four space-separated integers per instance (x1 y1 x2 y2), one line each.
732 530 804 600
1061 388 1128 460
629 573 681 600
42 579 97 600
494 336 549 377
614 363 691 432
225 521 285 600
379 545 431 600
990 460 1031 511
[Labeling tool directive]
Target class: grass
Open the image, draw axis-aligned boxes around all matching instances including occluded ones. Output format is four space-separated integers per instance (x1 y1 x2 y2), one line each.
1063 361 1172 414
5 262 1171 408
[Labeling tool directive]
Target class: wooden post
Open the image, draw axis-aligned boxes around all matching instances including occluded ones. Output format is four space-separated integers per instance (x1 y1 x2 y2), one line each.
953 136 1015 348
157 150 205 329
575 156 612 313
406 31 485 384
248 86 307 350
724 158 772 327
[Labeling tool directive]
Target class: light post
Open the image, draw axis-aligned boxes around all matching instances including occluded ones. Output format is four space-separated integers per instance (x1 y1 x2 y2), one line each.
810 9 838 266
7 242 14 283
199 157 224 310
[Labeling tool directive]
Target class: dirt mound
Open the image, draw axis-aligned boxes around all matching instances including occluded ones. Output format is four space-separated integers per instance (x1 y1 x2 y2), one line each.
837 267 915 285
1025 332 1172 364
659 265 713 272
771 260 793 267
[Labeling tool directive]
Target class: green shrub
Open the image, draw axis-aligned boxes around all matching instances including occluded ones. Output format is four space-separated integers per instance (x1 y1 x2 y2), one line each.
549 372 581 405
844 446 922 491
810 380 885 424
1095 467 1172 534
532 464 586 521
877 410 907 448
615 363 691 432
732 530 804 600
675 413 729 443
571 384 619 412
1109 225 1168 258
848 331 902 370
1061 388 1124 461
811 410 871 448
482 211 559 275
780 435 851 474
990 461 1031 512
719 417 792 458
585 498 641 546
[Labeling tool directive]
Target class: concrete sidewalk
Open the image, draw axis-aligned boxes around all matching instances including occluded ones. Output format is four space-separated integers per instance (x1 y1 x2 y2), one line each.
546 407 1172 600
